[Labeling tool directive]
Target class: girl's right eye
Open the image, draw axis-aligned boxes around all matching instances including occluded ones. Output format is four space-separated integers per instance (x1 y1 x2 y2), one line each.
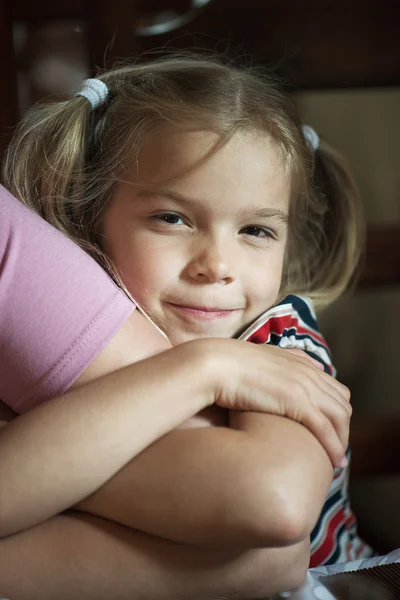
151 213 185 226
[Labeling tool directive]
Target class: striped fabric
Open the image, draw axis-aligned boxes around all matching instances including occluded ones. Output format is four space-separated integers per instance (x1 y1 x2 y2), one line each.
239 294 374 567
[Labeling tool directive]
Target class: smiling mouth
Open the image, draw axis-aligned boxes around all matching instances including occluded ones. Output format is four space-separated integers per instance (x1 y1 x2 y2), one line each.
166 303 240 320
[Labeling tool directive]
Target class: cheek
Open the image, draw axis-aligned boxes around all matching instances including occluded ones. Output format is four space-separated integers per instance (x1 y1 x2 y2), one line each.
121 248 166 300
248 251 285 304
101 229 155 298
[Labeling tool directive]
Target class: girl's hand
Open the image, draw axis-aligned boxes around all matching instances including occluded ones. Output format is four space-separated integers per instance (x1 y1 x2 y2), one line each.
194 339 351 469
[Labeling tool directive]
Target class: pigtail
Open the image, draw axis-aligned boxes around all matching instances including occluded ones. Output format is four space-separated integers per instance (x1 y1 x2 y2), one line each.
2 95 93 239
307 139 366 308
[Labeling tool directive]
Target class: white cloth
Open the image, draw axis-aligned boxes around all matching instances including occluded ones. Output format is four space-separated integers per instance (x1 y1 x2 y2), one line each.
277 549 400 599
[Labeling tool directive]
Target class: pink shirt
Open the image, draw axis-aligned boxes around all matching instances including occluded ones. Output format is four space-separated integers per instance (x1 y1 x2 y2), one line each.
0 185 134 413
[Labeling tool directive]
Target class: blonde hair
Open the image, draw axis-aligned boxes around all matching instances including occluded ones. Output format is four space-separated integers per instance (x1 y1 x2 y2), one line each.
2 53 364 309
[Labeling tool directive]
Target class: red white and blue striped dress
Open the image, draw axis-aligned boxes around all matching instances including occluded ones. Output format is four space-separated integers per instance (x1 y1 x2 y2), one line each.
239 294 373 567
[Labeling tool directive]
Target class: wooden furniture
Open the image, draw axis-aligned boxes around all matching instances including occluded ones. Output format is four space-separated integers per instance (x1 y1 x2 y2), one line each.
0 0 18 140
6 0 400 88
1 0 400 285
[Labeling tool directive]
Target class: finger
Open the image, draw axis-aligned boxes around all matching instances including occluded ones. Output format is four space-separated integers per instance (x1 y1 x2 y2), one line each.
319 371 351 403
303 364 351 408
285 375 349 466
316 394 351 453
311 373 352 416
304 373 351 444
283 350 351 406
297 370 351 451
323 376 351 410
285 348 325 371
299 408 348 469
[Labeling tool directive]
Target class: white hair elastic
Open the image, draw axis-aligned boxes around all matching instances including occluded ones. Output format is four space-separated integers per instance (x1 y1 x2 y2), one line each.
75 78 109 109
302 125 320 152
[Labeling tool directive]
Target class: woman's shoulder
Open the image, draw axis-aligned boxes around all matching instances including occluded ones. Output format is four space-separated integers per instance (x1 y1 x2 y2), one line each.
0 185 136 413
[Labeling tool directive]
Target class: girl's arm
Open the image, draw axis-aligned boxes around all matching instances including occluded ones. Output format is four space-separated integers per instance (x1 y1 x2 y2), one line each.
73 347 347 548
76 409 335 548
0 329 349 541
0 511 309 600
230 410 335 537
0 397 310 599
0 406 311 598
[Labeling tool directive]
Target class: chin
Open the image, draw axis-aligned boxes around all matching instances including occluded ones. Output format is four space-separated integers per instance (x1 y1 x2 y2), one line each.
168 331 204 345
168 330 232 346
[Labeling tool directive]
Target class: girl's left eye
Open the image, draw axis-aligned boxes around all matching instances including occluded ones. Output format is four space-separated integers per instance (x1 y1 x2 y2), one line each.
151 213 185 225
240 225 275 239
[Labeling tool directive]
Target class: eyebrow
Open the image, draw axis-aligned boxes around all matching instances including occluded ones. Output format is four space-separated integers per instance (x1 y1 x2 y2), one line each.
137 188 289 224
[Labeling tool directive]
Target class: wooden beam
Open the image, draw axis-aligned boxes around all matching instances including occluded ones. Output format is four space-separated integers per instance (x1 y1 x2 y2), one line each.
10 0 188 24
137 0 400 89
11 0 400 87
84 0 139 72
0 0 18 155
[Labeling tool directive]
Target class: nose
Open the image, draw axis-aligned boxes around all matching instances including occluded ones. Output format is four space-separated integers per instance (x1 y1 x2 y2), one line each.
185 236 236 284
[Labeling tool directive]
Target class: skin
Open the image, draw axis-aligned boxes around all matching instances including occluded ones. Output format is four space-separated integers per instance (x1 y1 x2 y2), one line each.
102 129 291 345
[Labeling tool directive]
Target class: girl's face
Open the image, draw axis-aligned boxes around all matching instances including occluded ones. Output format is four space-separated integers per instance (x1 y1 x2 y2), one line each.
102 130 291 345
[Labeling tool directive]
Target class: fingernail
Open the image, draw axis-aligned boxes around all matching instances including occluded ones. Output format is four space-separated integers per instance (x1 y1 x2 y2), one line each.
338 456 348 469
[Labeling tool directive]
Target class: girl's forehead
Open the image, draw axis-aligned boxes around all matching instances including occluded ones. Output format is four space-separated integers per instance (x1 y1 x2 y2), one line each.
120 129 291 216
131 129 288 186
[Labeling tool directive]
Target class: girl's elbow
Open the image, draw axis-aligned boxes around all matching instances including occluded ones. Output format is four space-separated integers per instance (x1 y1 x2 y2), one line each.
240 474 315 547
254 504 310 547
270 496 313 546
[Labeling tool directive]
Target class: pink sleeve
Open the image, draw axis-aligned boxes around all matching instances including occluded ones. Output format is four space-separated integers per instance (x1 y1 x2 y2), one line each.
0 185 135 414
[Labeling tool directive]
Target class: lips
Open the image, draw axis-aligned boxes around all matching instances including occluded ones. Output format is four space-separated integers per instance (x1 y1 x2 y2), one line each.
166 302 240 320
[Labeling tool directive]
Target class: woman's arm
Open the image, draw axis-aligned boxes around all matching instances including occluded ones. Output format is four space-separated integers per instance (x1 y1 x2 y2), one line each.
0 310 203 538
0 511 309 600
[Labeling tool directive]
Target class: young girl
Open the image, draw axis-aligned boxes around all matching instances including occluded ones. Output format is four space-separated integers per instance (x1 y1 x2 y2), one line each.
0 54 367 597
1 185 335 600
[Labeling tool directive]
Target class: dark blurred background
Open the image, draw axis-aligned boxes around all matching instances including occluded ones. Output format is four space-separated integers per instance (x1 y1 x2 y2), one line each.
1 0 400 554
